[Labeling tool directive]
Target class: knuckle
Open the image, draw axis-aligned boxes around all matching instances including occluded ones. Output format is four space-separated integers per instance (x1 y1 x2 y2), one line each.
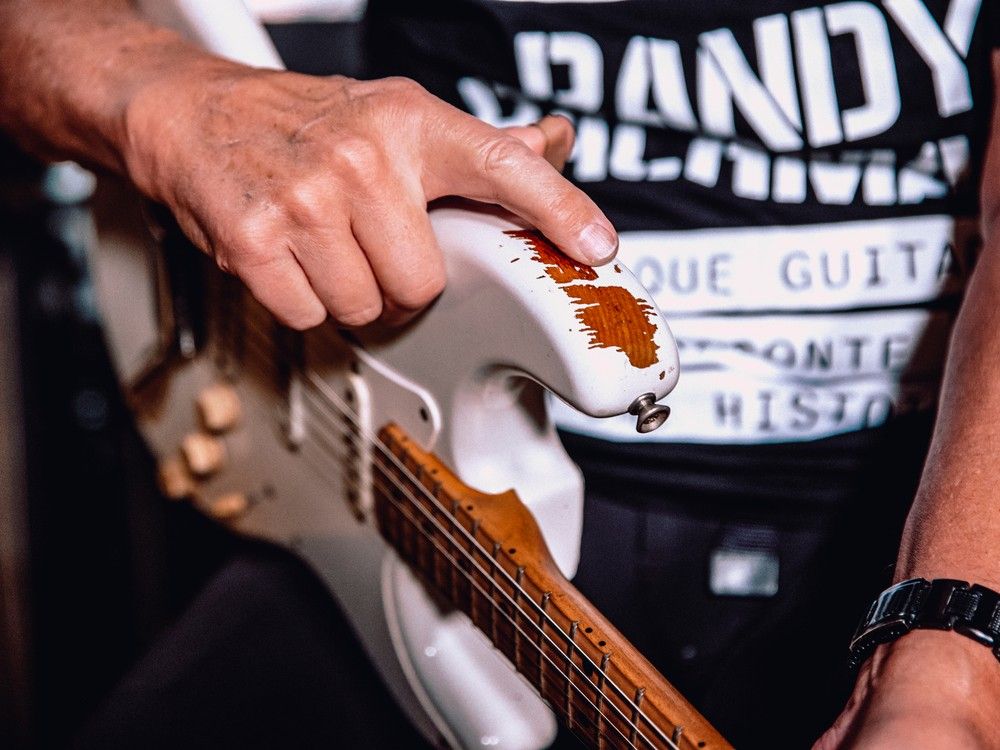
332 297 383 327
328 136 384 178
283 179 327 226
549 191 587 222
285 303 327 331
380 76 426 102
480 135 531 178
392 268 446 311
223 214 275 271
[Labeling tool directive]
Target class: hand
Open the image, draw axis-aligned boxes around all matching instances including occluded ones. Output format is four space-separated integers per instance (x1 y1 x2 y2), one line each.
814 631 1000 749
120 60 616 329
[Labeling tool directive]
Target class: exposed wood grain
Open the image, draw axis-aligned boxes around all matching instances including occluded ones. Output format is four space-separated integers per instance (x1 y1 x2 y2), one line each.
504 229 660 370
375 424 731 750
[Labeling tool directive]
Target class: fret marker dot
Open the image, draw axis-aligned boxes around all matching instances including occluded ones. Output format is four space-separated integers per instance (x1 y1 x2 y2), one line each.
598 640 606 647
585 627 593 633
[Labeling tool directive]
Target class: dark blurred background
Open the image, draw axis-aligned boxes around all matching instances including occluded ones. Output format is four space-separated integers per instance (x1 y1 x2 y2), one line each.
0 12 367 749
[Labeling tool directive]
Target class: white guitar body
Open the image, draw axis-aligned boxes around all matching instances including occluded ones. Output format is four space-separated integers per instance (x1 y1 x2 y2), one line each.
90 3 680 748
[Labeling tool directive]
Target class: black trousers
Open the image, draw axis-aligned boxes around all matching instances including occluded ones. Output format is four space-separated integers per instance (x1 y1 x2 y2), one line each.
78 414 933 749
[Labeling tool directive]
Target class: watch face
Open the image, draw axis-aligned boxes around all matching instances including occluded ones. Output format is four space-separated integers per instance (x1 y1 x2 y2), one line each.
870 578 926 625
848 579 927 670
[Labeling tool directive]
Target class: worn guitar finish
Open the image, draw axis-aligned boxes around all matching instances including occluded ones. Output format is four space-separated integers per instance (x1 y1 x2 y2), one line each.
378 425 728 749
86 2 732 748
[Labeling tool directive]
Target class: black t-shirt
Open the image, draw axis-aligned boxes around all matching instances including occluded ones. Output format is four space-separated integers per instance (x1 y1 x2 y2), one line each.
367 0 998 455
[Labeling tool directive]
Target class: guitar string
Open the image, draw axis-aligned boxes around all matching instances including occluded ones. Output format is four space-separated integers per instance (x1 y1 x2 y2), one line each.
235 316 683 750
296 388 668 749
295 372 681 750
234 316 681 749
214 352 661 750
300 426 659 750
295 397 666 750
238 324 664 744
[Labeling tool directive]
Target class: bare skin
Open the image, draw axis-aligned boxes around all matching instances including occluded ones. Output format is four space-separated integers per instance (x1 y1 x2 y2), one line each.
814 50 1000 750
0 0 614 329
3 2 1000 747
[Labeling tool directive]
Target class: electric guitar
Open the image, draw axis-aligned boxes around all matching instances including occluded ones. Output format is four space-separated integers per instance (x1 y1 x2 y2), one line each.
88 3 733 748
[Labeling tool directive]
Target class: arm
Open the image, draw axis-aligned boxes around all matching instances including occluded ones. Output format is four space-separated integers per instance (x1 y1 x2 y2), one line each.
816 50 1000 750
0 0 616 328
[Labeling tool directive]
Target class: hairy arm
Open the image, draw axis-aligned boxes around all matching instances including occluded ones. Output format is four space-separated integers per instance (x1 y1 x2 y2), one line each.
817 50 1000 750
0 0 615 328
0 1 202 171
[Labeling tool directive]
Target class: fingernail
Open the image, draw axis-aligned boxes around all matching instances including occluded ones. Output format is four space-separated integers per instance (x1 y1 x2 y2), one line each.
577 223 619 264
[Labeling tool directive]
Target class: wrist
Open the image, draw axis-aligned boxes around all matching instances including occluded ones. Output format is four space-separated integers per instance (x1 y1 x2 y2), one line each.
117 37 244 197
850 576 1000 669
863 630 1000 732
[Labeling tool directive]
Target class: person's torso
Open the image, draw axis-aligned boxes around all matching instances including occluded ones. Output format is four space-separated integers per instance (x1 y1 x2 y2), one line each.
367 0 997 444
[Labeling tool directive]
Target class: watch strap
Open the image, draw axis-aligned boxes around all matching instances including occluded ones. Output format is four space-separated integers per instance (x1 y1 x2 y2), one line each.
848 577 1000 670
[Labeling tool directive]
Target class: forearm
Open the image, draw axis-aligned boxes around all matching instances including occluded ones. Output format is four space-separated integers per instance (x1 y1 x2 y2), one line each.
0 0 223 174
0 1 614 332
822 50 1000 746
895 53 1000 592
895 241 1000 590
813 56 1000 750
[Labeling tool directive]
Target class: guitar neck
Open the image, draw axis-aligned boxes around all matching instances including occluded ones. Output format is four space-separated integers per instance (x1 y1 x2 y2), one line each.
375 425 731 750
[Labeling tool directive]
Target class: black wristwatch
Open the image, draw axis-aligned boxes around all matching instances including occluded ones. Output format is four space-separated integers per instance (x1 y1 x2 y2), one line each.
848 578 1000 671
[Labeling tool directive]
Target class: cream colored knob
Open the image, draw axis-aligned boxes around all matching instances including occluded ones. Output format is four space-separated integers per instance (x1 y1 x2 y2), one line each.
197 383 242 433
181 432 227 477
157 456 195 500
208 492 249 521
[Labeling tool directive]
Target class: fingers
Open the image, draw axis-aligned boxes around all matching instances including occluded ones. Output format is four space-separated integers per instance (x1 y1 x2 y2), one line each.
349 177 446 324
180 71 614 333
290 225 385 327
217 203 382 330
502 124 547 156
503 115 575 171
436 114 618 266
235 250 328 330
277 168 444 328
535 115 575 171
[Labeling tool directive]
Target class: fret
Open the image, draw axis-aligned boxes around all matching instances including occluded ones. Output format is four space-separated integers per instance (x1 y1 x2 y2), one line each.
371 424 733 750
394 477 415 559
413 465 431 577
672 725 685 747
429 480 445 589
427 507 444 591
454 499 472 614
565 621 579 730
490 542 501 645
629 687 645 748
449 499 461 607
596 653 611 750
400 476 416 562
538 592 551 697
468 519 482 626
513 566 525 672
